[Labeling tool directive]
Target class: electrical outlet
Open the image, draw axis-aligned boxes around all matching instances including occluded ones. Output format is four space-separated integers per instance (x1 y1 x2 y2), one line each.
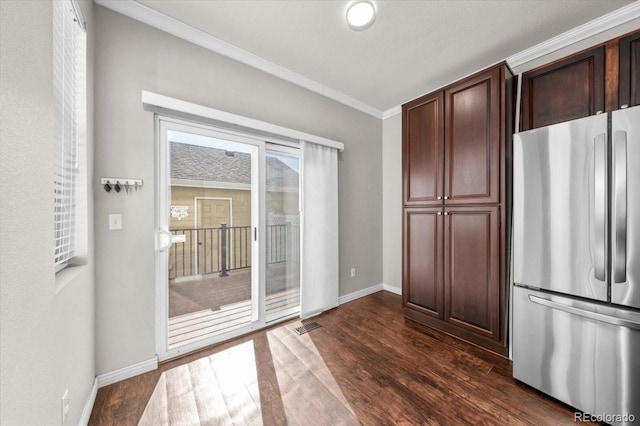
61 389 69 424
350 268 356 278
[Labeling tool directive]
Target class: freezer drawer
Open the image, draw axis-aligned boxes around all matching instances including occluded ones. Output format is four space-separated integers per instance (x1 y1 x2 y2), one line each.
513 286 640 425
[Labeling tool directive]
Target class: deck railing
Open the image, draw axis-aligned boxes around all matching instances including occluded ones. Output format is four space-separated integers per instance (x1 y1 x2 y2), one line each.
169 223 299 280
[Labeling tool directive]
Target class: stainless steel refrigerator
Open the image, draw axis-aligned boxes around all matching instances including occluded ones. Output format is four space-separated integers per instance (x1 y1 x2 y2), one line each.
512 105 640 425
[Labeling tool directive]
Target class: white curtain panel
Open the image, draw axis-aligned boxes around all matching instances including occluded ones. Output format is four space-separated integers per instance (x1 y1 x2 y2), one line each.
300 141 340 317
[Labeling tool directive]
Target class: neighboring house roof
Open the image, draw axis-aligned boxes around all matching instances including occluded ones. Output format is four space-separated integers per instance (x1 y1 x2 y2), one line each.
170 142 299 191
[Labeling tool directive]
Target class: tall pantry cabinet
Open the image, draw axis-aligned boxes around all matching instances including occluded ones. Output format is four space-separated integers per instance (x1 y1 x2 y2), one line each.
402 62 513 356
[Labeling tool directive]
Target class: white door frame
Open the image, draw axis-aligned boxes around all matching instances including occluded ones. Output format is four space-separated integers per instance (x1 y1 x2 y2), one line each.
155 115 266 361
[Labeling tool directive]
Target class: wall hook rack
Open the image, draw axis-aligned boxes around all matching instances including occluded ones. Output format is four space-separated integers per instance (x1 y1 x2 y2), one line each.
101 177 143 193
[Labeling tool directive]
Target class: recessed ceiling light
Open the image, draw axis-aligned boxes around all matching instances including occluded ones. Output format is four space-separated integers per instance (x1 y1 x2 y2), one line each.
346 1 376 31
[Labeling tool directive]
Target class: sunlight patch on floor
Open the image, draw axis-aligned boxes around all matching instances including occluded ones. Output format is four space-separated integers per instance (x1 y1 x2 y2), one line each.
138 322 357 425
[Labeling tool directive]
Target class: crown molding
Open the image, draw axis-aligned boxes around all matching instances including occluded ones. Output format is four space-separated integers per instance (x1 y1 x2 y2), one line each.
95 0 384 119
507 1 640 68
382 105 401 120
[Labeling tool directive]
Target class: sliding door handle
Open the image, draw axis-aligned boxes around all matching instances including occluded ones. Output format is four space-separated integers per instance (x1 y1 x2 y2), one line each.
613 130 627 284
593 133 606 281
157 228 173 252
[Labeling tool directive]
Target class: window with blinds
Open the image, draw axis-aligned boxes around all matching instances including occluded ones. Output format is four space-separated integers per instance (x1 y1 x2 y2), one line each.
53 0 84 271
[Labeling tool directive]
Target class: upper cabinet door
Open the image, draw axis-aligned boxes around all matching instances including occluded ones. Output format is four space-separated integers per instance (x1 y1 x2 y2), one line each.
402 92 444 206
521 47 605 131
619 30 640 108
444 67 501 205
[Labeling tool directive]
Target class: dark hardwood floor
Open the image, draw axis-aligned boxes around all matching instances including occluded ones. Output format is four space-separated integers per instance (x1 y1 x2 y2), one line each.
89 291 589 425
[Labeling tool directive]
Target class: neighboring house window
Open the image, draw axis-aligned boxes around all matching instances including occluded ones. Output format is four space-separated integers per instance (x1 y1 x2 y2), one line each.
53 0 84 271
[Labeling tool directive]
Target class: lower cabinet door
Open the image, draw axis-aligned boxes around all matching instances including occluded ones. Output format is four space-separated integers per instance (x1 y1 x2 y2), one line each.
403 207 443 318
444 206 500 339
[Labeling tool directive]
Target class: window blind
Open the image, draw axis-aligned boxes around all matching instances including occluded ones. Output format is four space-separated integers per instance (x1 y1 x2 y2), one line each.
53 0 83 270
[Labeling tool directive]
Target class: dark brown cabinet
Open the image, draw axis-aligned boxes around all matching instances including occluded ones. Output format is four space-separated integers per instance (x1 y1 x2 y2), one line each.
520 29 640 131
403 93 443 205
619 30 640 108
444 68 501 205
402 63 511 356
444 206 499 341
403 68 502 206
403 208 443 318
520 47 605 131
404 206 502 352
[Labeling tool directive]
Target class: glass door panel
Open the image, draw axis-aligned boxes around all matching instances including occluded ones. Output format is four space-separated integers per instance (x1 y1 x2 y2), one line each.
164 126 259 350
265 147 301 321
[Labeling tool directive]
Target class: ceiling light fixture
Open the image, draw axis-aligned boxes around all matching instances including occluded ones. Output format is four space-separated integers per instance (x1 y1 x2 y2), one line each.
346 0 376 31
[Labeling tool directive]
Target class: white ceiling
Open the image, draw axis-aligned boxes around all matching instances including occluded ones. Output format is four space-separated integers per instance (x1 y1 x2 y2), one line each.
131 0 634 114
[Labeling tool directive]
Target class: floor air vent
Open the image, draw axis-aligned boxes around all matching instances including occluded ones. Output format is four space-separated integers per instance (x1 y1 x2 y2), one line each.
294 322 321 335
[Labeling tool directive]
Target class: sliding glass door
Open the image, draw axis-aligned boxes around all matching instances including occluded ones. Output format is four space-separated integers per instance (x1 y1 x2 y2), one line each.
156 118 300 359
265 146 301 322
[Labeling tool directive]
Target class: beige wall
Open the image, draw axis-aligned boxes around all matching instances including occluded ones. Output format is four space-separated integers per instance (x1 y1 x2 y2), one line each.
382 114 403 291
0 1 96 424
94 5 382 375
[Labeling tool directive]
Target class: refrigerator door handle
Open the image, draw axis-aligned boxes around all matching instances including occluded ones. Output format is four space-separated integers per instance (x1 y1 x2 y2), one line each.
594 133 607 281
612 130 627 284
529 294 640 330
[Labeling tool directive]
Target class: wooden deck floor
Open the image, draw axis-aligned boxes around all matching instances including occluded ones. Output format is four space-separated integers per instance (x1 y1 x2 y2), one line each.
89 291 591 425
168 264 300 347
168 288 300 347
169 269 252 318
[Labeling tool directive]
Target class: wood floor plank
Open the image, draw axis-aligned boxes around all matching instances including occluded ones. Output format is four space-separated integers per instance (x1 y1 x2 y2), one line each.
137 374 169 426
266 328 359 425
208 341 263 425
189 357 233 425
90 291 595 426
168 391 200 426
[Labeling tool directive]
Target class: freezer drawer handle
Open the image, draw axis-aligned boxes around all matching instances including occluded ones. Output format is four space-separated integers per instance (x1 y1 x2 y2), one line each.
613 130 627 284
594 133 607 281
529 295 640 330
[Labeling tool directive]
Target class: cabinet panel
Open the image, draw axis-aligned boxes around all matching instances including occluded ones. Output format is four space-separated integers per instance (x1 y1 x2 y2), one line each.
403 208 443 318
402 63 509 356
444 68 500 204
521 47 605 130
444 206 499 339
619 30 640 108
402 93 444 205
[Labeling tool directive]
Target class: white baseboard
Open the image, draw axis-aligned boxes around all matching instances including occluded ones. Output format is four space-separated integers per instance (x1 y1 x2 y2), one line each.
381 283 402 295
338 283 403 305
97 357 158 388
78 377 98 426
339 284 383 305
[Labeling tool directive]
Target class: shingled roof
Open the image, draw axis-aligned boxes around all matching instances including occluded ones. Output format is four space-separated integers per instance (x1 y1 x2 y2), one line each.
170 142 299 191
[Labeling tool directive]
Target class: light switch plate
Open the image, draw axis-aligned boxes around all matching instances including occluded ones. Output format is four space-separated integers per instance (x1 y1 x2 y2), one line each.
109 214 122 230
